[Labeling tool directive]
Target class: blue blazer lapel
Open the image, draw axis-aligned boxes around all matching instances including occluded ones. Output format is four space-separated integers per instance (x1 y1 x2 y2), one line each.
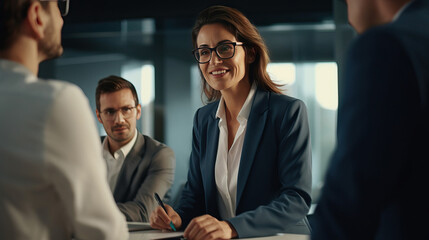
113 132 145 202
201 111 220 215
236 89 269 207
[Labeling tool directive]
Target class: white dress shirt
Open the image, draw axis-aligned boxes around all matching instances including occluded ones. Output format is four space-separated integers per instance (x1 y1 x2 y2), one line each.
0 59 128 240
214 83 256 220
103 129 138 191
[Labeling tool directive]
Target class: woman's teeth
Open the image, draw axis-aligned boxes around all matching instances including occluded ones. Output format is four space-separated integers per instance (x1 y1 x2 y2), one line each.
212 70 227 75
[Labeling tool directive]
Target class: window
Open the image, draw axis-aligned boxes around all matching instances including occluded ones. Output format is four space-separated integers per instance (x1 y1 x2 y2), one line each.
121 62 155 137
268 62 338 203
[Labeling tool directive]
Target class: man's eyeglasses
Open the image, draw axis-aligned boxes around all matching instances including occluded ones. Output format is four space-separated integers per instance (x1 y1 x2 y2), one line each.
100 106 137 121
192 42 244 64
39 0 70 16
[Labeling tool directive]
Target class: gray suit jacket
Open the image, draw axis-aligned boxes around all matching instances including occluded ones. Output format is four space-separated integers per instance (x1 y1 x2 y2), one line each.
102 132 175 222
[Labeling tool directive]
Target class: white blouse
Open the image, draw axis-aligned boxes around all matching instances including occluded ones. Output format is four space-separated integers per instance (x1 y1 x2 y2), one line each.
214 83 257 220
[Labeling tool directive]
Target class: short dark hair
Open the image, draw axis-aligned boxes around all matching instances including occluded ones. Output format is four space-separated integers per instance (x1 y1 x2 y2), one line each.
0 0 49 50
95 75 139 111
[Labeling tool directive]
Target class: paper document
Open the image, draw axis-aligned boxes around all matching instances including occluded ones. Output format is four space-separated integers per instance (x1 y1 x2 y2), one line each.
127 222 153 232
146 231 184 239
129 229 184 240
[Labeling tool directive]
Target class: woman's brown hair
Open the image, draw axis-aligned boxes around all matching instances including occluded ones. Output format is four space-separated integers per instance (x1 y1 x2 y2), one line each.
191 5 283 102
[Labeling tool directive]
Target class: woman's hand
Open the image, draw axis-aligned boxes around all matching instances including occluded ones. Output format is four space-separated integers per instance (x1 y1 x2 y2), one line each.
184 214 238 240
149 204 182 231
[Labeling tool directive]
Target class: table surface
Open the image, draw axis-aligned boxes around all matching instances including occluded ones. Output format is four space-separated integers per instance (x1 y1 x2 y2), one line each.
128 229 310 240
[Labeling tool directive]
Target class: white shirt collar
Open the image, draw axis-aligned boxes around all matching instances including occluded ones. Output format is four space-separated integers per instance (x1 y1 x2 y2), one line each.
102 129 138 159
215 83 257 124
392 0 413 22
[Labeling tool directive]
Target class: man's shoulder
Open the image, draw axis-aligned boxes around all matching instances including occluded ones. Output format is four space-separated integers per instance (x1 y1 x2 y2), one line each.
140 133 173 153
354 26 397 46
346 27 405 66
37 77 80 91
33 78 86 105
349 17 429 69
353 3 429 53
137 134 175 161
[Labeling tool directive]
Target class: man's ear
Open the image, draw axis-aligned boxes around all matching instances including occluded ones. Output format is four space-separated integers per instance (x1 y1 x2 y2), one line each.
25 1 48 40
96 109 103 124
136 104 142 120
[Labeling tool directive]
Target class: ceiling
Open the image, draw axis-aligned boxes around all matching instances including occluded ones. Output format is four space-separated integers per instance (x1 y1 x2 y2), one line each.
64 0 333 30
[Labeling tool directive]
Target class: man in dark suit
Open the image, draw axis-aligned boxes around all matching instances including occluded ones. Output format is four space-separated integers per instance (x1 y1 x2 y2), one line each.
312 0 429 239
96 75 175 222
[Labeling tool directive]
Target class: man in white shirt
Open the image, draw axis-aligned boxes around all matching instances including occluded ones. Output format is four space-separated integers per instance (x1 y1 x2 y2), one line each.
96 75 175 222
0 1 129 239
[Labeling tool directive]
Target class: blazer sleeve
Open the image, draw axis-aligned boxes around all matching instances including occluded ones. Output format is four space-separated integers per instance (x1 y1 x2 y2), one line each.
117 144 175 222
175 109 207 227
228 98 312 237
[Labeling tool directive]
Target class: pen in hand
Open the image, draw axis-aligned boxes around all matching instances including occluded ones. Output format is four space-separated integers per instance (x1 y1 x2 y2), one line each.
154 192 177 231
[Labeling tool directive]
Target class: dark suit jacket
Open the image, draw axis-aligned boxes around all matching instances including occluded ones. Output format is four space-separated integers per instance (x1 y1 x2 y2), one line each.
175 88 312 238
102 132 175 222
312 0 429 239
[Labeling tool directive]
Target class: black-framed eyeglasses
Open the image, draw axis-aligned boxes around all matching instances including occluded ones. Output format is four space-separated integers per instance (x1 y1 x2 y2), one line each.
39 0 70 16
192 42 244 64
100 106 136 121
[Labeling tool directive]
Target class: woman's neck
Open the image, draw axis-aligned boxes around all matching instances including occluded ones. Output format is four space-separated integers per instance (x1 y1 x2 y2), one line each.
221 80 251 120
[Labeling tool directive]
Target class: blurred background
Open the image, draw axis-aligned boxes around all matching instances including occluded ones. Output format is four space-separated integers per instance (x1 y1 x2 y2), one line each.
39 0 356 210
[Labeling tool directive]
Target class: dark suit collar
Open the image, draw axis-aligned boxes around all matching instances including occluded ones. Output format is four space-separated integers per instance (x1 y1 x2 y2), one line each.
205 88 270 207
399 0 429 18
203 88 270 211
202 115 221 217
236 88 270 207
250 87 270 114
126 131 145 159
113 131 146 201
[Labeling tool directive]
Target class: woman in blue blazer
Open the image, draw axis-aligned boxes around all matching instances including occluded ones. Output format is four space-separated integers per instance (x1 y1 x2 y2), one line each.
150 5 312 239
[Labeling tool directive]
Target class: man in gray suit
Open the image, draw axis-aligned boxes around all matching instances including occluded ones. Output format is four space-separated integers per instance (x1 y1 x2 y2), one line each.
96 75 175 222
